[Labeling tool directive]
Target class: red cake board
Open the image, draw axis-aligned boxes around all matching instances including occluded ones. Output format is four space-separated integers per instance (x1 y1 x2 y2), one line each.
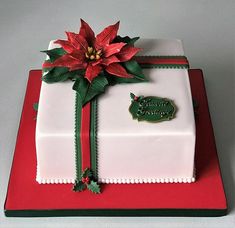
4 69 227 217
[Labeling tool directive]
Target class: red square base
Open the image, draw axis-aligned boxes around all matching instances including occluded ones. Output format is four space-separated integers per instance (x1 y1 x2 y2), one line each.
4 69 227 217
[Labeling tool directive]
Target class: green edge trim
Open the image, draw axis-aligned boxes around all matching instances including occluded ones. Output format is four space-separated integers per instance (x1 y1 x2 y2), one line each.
90 99 98 179
4 208 227 217
140 64 189 69
75 92 82 180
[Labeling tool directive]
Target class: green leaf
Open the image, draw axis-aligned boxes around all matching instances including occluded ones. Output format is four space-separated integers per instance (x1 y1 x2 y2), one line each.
113 36 139 45
123 60 147 81
73 181 86 192
42 67 73 83
130 93 135 100
87 180 101 194
82 168 93 178
73 77 89 101
41 48 67 62
82 74 109 105
73 73 109 106
128 37 140 45
33 102 38 111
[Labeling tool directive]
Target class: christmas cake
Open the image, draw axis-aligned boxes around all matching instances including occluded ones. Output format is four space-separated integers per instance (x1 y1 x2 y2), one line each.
36 20 195 193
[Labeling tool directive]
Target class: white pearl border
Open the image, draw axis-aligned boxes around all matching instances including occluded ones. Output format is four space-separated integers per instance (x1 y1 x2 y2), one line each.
37 165 196 184
98 177 195 184
36 177 195 184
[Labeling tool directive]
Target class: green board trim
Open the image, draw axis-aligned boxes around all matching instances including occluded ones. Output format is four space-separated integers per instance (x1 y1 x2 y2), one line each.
4 208 227 217
90 99 98 179
74 92 82 180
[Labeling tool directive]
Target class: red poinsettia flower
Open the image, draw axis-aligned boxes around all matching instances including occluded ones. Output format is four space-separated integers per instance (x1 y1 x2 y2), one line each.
43 19 141 82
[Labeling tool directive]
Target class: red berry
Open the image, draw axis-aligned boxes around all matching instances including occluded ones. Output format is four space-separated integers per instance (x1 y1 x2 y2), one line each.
134 96 138 101
82 177 90 184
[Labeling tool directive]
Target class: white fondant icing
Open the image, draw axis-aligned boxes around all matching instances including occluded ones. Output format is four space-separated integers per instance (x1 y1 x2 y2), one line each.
36 39 196 184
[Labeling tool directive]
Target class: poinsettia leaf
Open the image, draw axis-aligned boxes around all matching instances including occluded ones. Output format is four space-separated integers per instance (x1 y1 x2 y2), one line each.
41 48 67 62
82 73 109 105
82 168 93 178
87 180 101 194
73 77 89 102
113 35 139 46
128 37 140 45
73 181 86 192
42 67 72 83
123 60 147 81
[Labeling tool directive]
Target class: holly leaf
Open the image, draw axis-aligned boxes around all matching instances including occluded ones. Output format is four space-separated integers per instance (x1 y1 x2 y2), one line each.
41 48 67 62
130 93 135 100
33 102 38 112
73 181 86 192
82 168 93 178
87 181 101 194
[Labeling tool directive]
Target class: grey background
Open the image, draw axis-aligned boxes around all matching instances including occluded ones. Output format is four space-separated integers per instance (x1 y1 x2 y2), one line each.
0 0 234 227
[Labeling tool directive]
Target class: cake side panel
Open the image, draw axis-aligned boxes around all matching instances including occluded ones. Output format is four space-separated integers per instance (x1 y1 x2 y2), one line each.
98 134 195 183
36 136 76 183
36 81 76 183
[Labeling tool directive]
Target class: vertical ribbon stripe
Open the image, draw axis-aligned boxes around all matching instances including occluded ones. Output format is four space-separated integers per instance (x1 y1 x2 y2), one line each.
90 99 98 179
74 92 82 180
81 102 91 171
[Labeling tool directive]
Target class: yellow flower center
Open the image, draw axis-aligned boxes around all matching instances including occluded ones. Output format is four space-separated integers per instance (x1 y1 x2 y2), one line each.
85 47 102 61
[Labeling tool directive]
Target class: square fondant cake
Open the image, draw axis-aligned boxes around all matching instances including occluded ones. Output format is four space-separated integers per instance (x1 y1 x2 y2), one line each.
36 38 196 185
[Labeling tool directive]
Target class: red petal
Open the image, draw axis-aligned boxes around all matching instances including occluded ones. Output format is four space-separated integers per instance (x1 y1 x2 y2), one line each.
102 55 120 66
103 42 126 57
66 32 80 48
70 50 85 61
85 64 102 82
91 58 103 66
105 63 133 78
117 45 141 62
54 40 75 53
95 21 120 49
74 34 88 52
65 32 88 51
79 19 95 46
69 63 87 71
43 54 84 70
